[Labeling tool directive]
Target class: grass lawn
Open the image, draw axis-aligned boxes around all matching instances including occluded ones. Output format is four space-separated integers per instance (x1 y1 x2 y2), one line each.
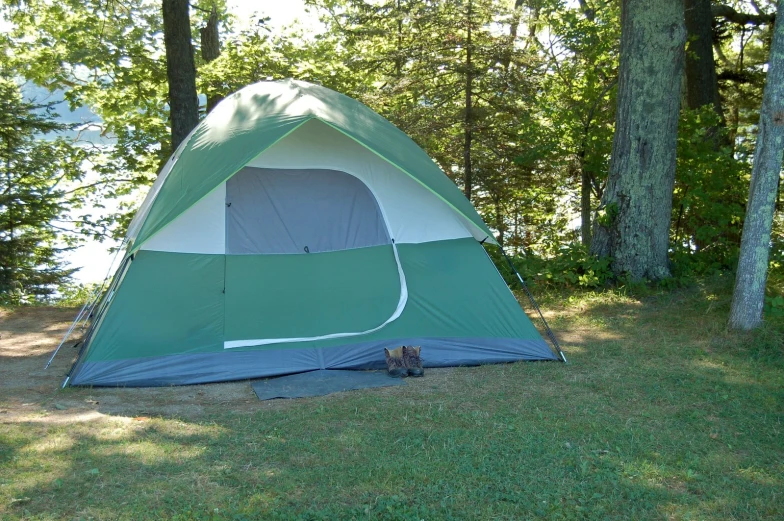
1 276 783 520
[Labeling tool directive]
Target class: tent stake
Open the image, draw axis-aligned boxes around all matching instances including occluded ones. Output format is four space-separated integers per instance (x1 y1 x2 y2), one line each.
498 246 567 363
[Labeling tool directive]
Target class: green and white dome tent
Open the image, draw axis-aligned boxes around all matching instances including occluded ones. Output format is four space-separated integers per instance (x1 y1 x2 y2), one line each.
65 79 563 387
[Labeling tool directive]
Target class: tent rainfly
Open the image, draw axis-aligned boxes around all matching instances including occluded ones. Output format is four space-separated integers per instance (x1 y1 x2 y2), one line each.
65 79 562 387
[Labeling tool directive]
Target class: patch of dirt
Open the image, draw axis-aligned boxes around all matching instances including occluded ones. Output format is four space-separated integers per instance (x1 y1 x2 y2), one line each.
0 307 262 423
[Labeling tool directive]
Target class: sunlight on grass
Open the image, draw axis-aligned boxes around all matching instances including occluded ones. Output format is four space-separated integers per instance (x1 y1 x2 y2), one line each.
24 431 76 454
17 410 109 424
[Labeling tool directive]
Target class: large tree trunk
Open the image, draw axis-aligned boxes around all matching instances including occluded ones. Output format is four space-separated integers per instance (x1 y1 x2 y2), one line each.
162 0 199 151
729 1 784 331
590 0 686 281
200 7 222 114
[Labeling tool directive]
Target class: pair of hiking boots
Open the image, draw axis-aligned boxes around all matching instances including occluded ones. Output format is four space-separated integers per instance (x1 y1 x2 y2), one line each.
384 345 424 378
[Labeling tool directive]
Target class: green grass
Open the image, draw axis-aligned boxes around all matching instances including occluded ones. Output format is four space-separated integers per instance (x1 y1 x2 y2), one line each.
2 278 783 520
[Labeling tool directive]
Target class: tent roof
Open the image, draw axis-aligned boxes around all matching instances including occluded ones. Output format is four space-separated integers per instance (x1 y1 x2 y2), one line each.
130 79 494 251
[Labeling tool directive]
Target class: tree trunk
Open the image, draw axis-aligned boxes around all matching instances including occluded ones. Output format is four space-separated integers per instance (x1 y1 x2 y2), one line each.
684 0 729 149
395 0 404 78
729 0 784 330
463 0 474 201
494 196 505 246
581 167 592 245
162 0 199 151
590 0 686 281
502 0 524 71
684 0 722 114
200 7 222 114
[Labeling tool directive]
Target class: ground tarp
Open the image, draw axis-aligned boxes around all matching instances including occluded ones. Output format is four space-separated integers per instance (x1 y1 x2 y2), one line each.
250 369 406 400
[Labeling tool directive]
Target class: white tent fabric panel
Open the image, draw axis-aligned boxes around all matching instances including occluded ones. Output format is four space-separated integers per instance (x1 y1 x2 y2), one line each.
246 120 477 244
127 125 200 248
141 183 226 254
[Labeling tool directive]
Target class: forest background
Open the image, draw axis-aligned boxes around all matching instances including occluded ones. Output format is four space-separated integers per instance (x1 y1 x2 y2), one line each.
0 0 782 321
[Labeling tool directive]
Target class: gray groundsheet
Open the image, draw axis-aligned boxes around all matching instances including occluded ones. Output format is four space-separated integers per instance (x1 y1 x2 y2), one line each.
251 369 406 400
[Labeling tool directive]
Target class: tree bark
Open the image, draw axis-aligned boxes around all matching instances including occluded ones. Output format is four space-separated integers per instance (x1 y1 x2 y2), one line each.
590 0 687 281
494 196 505 246
162 0 199 151
463 0 474 201
502 0 524 71
684 0 723 115
729 0 784 330
200 7 222 114
395 0 404 78
684 0 731 151
581 167 592 245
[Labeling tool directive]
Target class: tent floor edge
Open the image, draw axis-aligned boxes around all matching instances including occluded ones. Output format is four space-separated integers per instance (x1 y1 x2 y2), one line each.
68 336 557 387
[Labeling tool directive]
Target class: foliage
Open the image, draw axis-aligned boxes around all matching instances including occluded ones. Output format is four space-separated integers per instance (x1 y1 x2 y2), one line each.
0 76 86 302
53 281 101 307
3 0 172 240
487 242 613 289
538 0 620 239
713 2 773 156
671 107 749 275
0 0 779 297
197 17 368 105
765 267 784 319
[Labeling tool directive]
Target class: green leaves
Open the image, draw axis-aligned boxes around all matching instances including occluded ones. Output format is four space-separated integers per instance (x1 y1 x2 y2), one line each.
488 242 613 290
672 106 749 275
0 78 84 301
764 295 784 318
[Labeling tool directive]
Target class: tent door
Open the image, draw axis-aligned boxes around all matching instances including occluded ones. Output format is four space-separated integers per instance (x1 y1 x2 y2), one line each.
222 167 406 350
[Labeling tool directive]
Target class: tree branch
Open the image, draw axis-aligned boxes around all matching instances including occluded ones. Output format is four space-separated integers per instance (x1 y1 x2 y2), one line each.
712 4 775 26
577 0 596 21
717 70 752 84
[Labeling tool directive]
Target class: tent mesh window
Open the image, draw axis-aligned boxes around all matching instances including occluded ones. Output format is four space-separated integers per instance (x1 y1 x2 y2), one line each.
225 167 391 254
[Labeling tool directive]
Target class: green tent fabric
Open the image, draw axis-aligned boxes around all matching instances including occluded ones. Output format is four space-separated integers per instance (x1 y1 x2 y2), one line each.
66 80 559 387
130 79 494 251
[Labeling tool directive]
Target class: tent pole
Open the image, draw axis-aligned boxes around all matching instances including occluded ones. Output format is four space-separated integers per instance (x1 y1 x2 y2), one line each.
498 245 567 363
80 286 103 331
45 298 92 369
46 239 128 371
